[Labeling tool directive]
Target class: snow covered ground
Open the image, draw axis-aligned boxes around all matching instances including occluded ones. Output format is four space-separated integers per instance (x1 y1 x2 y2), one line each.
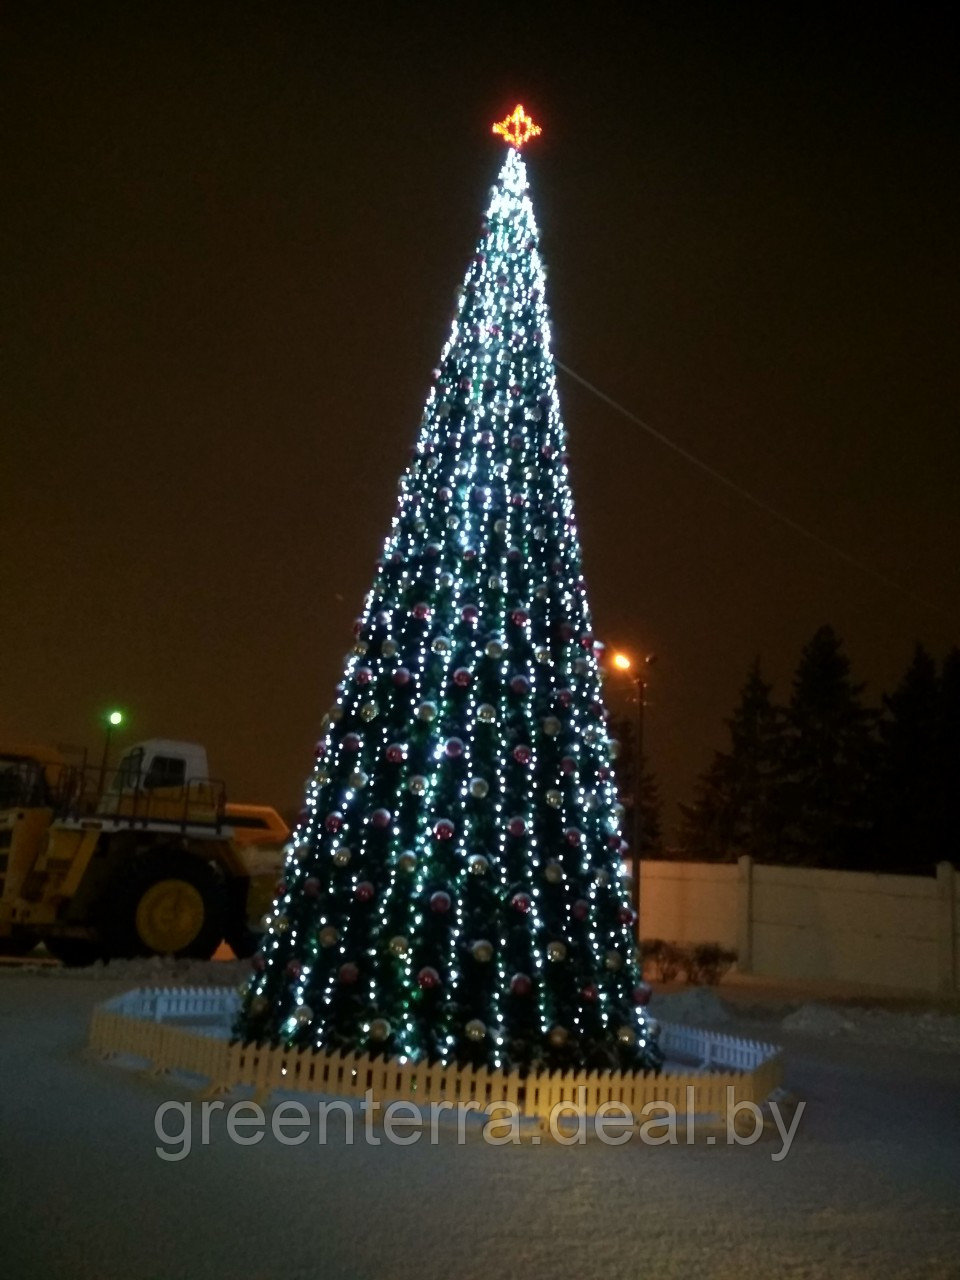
1 960 959 1279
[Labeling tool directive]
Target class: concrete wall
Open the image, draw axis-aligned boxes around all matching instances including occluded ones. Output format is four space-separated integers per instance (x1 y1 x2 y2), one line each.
638 857 959 994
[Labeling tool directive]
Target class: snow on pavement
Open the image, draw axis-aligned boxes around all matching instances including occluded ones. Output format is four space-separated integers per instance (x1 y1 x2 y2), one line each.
1 964 959 1279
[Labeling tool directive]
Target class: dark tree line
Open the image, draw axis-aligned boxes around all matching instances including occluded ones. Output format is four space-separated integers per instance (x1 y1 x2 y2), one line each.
678 626 960 874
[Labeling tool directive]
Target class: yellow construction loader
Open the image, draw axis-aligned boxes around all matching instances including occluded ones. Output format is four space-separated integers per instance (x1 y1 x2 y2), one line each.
0 737 289 964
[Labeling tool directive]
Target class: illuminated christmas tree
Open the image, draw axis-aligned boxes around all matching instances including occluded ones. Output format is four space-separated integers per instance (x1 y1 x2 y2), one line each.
237 107 661 1075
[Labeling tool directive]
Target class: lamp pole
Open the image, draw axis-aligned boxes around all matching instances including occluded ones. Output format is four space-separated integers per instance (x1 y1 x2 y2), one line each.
98 710 124 798
611 652 656 942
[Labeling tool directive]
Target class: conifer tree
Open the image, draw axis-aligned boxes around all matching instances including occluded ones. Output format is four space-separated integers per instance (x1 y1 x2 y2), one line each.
780 626 875 866
679 658 785 860
235 108 660 1074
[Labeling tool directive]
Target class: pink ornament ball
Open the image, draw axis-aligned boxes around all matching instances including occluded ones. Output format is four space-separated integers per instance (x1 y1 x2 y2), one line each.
356 666 373 685
430 890 452 914
355 881 376 902
252 952 266 972
564 827 582 847
557 688 573 707
452 667 472 687
325 813 343 834
445 737 465 758
507 816 527 838
393 667 412 686
618 904 636 926
510 434 524 450
461 605 479 624
512 744 532 765
303 877 321 899
286 960 303 980
510 972 532 996
510 891 532 914
571 899 590 921
338 963 359 985
385 742 407 763
371 808 392 829
560 756 576 775
510 609 529 627
342 733 362 753
411 602 430 621
580 982 598 1003
434 818 455 841
417 966 441 990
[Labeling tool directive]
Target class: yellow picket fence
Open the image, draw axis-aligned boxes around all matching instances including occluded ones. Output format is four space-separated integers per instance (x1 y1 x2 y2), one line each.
87 986 783 1123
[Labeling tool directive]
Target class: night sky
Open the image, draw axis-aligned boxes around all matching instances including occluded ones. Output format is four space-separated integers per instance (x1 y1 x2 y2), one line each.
4 4 958 835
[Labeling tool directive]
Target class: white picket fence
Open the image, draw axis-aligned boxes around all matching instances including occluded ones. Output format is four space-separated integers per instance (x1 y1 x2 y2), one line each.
89 986 782 1122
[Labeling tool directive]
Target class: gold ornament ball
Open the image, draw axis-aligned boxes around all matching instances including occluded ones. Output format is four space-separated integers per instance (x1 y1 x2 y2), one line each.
465 1018 487 1042
294 1005 313 1026
594 868 610 887
545 789 563 808
535 584 549 600
469 777 489 799
315 767 331 785
381 639 398 658
484 639 504 660
542 716 562 736
319 926 340 947
493 518 507 536
388 935 409 956
249 996 269 1016
397 851 418 873
332 848 352 867
439 571 455 589
534 646 551 663
468 854 490 875
431 635 451 654
360 700 378 722
488 574 504 591
274 914 291 934
417 701 438 722
471 939 494 962
543 859 563 884
548 1025 568 1047
477 703 497 724
604 949 623 972
369 1018 392 1042
617 1024 637 1046
608 739 621 760
547 941 568 963
349 770 368 789
353 641 369 656
408 775 427 795
446 514 460 530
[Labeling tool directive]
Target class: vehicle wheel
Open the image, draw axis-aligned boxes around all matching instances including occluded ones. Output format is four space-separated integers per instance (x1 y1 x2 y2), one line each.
102 850 227 960
42 937 103 967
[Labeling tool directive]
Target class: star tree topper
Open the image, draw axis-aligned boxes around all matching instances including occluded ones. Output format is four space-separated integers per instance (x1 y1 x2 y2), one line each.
492 104 542 149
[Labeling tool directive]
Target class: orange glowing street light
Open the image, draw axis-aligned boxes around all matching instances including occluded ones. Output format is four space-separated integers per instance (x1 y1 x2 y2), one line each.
611 652 632 672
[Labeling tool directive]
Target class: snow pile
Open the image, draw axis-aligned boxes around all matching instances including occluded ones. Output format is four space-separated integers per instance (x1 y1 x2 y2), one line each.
781 1002 960 1049
781 1003 857 1035
650 986 732 1026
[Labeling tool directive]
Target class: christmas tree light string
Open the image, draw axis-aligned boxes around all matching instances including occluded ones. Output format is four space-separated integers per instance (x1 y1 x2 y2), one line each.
237 107 661 1077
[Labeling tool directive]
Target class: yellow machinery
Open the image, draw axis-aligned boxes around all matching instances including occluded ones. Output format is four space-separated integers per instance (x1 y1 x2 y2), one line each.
0 738 289 965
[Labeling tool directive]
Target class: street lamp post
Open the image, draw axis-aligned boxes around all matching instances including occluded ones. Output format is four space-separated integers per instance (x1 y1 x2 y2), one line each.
98 709 124 798
610 651 656 941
